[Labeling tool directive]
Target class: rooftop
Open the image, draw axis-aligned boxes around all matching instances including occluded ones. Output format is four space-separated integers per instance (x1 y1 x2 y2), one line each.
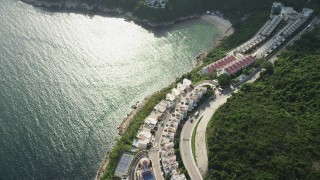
114 153 134 177
183 78 192 87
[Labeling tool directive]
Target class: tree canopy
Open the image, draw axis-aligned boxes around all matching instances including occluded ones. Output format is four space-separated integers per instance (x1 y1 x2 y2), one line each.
261 61 274 74
218 73 231 87
206 28 320 179
49 0 320 23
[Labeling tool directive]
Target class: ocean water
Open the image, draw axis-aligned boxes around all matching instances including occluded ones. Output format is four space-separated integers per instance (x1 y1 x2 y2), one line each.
0 0 221 179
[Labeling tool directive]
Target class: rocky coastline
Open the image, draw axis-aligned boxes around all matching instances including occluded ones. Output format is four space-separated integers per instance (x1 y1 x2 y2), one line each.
21 0 199 28
20 1 234 178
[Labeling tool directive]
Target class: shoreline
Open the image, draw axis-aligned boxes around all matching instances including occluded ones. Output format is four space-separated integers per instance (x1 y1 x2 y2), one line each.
117 95 151 136
201 14 235 36
192 14 234 67
95 15 233 180
20 0 200 29
19 1 233 178
20 0 234 30
117 14 233 136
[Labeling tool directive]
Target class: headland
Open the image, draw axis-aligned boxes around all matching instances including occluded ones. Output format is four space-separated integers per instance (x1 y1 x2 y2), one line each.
95 14 234 179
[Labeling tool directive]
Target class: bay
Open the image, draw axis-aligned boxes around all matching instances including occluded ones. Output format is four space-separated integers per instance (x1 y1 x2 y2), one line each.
0 0 221 179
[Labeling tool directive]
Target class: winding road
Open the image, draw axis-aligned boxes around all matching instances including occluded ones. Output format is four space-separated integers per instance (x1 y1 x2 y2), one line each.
180 89 232 179
195 93 232 176
181 16 318 179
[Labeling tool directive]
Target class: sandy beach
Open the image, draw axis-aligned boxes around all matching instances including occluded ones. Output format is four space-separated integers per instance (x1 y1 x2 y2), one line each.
201 14 234 36
192 14 234 67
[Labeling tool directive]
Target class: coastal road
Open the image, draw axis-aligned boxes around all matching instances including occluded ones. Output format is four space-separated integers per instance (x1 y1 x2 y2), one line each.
190 17 320 177
149 111 172 180
180 112 205 180
194 93 232 176
154 17 319 179
179 88 225 180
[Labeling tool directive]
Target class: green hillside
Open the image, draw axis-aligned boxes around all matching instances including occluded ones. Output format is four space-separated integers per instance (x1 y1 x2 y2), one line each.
206 28 320 179
46 0 320 23
133 0 320 23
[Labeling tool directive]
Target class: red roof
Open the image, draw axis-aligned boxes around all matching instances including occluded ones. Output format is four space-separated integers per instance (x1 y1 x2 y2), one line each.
223 56 256 75
205 55 257 75
207 66 213 74
205 55 237 73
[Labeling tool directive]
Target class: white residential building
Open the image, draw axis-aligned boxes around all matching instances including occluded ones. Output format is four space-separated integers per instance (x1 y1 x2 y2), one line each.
171 173 187 180
172 88 181 97
143 116 158 131
182 78 192 89
151 78 207 179
177 83 187 94
161 149 179 175
171 113 183 124
180 96 194 112
188 93 200 107
133 131 153 150
165 121 179 133
161 131 175 142
175 104 188 119
148 100 168 121
154 100 167 114
166 93 176 102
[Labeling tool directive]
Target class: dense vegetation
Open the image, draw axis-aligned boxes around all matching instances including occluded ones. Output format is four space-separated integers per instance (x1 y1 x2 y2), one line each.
97 0 320 179
101 8 274 178
135 0 320 23
100 12 320 180
206 28 320 179
47 0 320 23
203 0 319 23
218 74 231 87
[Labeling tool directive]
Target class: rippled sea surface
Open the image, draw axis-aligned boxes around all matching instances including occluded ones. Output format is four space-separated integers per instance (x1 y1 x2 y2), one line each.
0 0 221 179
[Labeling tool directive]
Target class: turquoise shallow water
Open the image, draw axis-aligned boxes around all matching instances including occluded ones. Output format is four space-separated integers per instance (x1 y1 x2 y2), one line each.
0 0 221 179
